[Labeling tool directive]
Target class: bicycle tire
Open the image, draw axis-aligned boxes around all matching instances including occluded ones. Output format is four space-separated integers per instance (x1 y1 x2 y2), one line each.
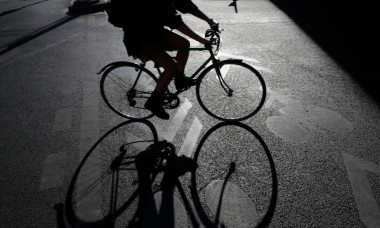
100 62 157 119
65 120 158 227
196 60 266 121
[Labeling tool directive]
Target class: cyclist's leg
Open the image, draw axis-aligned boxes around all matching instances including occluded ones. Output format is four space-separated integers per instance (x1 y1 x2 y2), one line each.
150 51 178 92
136 44 178 119
123 27 179 119
159 29 197 90
160 28 190 73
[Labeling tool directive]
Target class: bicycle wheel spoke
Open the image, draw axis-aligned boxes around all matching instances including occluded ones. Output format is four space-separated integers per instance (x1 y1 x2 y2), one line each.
211 96 228 116
101 62 157 119
109 72 133 91
196 61 266 121
202 82 227 96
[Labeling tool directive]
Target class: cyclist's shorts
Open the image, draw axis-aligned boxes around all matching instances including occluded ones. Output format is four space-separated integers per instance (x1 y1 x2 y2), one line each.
123 26 166 62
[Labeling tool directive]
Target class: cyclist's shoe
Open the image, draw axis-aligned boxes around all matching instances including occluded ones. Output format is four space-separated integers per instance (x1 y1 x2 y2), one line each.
174 72 197 91
144 91 170 120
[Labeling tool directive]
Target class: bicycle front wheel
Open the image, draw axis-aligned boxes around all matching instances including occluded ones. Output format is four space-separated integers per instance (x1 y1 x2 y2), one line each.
196 60 266 121
100 62 157 119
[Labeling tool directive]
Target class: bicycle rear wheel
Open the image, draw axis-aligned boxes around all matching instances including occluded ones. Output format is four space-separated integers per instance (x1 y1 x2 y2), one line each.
196 60 266 121
100 62 157 119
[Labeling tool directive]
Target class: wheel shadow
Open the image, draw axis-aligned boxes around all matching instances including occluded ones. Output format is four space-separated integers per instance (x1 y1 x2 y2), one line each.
190 121 278 228
63 119 159 227
57 120 277 227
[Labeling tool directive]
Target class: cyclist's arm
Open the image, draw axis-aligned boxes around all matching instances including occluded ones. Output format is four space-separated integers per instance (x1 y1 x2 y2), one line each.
176 24 211 45
174 0 217 28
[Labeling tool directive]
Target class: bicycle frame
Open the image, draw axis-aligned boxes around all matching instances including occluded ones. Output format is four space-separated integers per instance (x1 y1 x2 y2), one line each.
155 47 213 79
99 26 266 121
135 46 233 96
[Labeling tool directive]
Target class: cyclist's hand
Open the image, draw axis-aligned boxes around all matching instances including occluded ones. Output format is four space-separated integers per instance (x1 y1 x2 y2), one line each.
205 39 217 49
201 38 213 48
200 37 212 45
208 18 219 31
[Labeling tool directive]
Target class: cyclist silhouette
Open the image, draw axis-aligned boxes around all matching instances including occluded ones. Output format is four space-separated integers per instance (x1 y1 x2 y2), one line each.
123 0 218 119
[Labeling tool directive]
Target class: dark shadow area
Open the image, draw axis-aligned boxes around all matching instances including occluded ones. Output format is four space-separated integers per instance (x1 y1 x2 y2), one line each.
0 0 50 18
191 121 278 228
54 203 66 228
0 13 79 56
270 0 380 104
59 120 198 228
136 141 198 228
62 120 158 228
57 120 277 227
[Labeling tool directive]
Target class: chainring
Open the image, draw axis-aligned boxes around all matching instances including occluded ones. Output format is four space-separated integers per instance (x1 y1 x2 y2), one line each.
162 92 180 109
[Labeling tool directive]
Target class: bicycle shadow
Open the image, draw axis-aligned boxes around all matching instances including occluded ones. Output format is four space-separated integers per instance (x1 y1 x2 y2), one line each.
135 142 198 228
190 121 278 228
56 120 277 228
58 120 198 228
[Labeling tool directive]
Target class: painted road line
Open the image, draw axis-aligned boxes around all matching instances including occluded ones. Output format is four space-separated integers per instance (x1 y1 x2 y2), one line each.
214 52 273 74
158 98 192 142
250 64 273 74
77 80 102 220
39 152 67 190
205 180 259 227
52 108 73 132
220 64 230 79
343 153 380 228
178 117 203 158
264 88 288 109
142 191 188 228
210 63 230 80
218 52 260 63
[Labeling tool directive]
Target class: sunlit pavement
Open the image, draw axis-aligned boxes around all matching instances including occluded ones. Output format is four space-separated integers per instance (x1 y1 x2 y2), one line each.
0 0 379 227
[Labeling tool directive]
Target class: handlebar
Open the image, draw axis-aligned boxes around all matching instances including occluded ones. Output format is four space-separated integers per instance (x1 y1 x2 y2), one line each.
205 25 222 54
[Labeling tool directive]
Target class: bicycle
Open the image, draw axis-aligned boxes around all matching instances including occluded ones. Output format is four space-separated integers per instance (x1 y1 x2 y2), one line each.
98 26 266 121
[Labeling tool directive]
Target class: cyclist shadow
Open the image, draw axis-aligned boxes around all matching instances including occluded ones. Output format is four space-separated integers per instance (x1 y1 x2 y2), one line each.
58 119 277 228
134 142 197 228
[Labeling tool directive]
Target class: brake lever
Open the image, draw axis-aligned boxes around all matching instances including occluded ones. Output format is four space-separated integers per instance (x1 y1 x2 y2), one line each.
211 24 220 33
205 29 213 38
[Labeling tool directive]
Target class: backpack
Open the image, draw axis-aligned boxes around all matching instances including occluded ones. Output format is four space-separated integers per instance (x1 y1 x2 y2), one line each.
105 0 148 28
105 0 129 28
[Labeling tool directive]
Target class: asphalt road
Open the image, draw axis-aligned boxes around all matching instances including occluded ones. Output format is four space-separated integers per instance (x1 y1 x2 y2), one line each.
0 0 379 227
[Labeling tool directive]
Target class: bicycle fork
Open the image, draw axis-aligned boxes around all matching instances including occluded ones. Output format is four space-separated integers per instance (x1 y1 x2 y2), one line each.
212 56 234 97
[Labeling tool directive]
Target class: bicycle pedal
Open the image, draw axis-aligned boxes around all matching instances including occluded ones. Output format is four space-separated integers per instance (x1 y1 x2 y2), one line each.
128 99 137 107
